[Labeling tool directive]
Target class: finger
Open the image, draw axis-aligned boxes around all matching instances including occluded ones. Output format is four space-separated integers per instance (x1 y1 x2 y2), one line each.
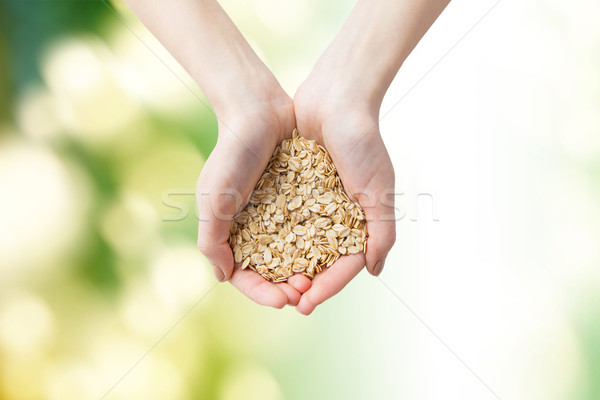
229 266 287 309
296 253 365 315
276 282 301 306
287 274 312 294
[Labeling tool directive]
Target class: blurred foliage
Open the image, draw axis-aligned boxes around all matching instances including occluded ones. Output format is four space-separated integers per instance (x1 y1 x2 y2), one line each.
2 0 110 96
0 2 240 399
1 0 218 293
573 297 600 400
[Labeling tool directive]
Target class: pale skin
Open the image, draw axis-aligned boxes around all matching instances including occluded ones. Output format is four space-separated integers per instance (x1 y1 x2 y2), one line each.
125 0 450 315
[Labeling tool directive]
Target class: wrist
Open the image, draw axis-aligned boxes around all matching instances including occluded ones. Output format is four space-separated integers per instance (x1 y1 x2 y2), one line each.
310 58 387 113
211 72 295 144
209 68 289 119
295 64 382 127
180 25 287 122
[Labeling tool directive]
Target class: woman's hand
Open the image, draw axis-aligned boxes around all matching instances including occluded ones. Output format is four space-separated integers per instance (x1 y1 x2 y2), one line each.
197 88 312 308
293 78 396 315
290 0 449 314
123 0 314 308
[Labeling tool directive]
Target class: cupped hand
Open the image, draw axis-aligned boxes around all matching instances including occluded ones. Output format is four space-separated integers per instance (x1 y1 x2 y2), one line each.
196 90 312 308
293 82 396 315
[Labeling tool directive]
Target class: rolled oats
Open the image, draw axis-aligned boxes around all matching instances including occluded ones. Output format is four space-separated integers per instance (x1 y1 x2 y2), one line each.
229 130 367 282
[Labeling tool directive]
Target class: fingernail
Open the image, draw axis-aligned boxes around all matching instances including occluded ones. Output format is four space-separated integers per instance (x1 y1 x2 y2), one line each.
373 260 385 276
212 265 225 282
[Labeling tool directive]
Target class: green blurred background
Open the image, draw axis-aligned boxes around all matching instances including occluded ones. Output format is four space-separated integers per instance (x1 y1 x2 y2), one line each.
1 0 599 399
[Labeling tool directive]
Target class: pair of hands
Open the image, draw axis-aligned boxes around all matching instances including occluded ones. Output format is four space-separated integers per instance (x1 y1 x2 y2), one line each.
125 0 449 314
196 64 396 315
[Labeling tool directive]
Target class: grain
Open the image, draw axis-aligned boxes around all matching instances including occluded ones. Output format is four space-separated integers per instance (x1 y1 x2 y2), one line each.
229 129 367 282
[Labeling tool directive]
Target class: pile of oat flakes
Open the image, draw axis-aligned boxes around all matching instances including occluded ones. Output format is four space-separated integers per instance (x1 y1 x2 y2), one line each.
229 130 367 282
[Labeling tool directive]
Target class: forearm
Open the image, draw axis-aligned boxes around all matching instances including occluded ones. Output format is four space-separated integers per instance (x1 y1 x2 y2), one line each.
312 0 450 107
124 0 282 118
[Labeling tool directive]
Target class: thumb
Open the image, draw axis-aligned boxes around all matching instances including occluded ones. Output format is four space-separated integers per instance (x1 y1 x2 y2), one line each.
363 188 396 276
196 133 273 281
196 147 255 281
196 182 240 281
